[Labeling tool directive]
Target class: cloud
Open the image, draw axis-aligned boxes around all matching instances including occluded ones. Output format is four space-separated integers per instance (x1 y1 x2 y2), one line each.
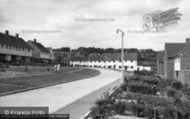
0 0 188 50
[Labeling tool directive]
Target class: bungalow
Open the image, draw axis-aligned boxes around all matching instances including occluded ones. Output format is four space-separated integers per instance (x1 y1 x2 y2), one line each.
0 30 32 63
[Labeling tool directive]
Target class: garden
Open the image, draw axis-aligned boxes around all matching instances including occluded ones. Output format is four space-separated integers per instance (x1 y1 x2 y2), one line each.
88 70 190 119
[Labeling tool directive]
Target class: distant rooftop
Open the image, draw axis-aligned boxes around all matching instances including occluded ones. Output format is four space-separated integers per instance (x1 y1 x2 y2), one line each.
0 31 31 50
28 39 50 53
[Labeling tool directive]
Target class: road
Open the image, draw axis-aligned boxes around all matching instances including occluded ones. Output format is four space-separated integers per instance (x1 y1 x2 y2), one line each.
0 68 121 114
55 79 121 119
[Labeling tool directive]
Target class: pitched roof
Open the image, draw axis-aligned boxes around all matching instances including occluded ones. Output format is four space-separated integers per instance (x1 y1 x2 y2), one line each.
28 40 50 53
174 43 190 57
165 43 186 58
0 33 31 49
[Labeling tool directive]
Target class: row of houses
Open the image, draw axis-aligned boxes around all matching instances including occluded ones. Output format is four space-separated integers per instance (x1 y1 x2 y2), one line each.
0 30 54 64
70 53 151 71
157 38 190 84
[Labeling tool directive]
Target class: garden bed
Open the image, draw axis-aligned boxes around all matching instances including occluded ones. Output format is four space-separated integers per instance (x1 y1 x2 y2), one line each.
88 70 190 119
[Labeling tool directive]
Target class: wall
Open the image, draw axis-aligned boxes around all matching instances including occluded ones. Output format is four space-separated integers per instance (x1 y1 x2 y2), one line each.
40 52 51 59
0 43 32 57
181 47 190 70
157 61 164 75
167 58 174 79
176 70 190 85
27 41 40 58
70 60 142 71
174 57 181 71
164 49 168 78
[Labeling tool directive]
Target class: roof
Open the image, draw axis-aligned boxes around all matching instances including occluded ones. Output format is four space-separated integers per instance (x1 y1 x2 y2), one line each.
28 40 50 53
0 33 31 49
175 43 190 57
165 43 186 58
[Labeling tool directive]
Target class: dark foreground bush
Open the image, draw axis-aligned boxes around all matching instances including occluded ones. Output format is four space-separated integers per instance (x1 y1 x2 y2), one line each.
0 63 6 72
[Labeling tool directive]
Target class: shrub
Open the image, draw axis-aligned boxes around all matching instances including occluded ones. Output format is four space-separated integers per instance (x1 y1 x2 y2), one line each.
172 81 183 90
128 82 157 95
167 88 178 98
0 63 6 72
134 70 155 76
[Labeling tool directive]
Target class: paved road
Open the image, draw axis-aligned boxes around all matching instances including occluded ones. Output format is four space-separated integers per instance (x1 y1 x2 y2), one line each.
0 68 121 114
55 79 121 119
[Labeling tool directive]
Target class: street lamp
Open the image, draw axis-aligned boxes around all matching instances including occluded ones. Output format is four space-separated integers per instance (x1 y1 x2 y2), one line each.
116 29 125 84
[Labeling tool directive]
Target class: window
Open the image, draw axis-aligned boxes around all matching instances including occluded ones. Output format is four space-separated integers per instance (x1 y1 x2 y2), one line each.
176 71 179 77
113 65 116 69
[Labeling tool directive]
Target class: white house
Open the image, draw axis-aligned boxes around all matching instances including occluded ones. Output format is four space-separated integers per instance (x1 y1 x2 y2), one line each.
70 52 140 71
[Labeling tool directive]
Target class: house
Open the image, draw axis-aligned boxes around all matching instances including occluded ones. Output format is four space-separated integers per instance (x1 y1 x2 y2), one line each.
159 38 190 82
70 52 139 71
0 30 32 63
157 51 164 76
27 39 52 63
164 41 187 79
174 38 190 84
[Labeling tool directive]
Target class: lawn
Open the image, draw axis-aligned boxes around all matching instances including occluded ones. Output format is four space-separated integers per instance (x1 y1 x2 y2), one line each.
0 67 100 95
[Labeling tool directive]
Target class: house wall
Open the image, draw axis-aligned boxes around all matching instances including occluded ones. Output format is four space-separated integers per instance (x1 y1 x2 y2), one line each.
164 48 175 79
174 57 181 71
70 60 140 71
174 48 190 84
40 52 51 59
0 43 32 57
181 47 190 70
27 42 40 59
167 58 174 79
164 49 168 78
157 61 164 75
176 70 190 85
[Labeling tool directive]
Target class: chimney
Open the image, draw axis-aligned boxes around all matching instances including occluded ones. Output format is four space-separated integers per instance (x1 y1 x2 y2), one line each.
186 38 190 43
34 39 37 42
5 30 9 35
15 33 19 38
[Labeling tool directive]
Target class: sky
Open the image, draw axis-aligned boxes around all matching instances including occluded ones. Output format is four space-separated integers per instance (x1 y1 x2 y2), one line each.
0 0 189 50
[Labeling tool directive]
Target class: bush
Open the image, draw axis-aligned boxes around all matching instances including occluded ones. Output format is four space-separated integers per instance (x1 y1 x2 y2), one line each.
172 81 183 90
167 88 178 98
0 63 6 72
134 70 155 76
128 82 157 95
